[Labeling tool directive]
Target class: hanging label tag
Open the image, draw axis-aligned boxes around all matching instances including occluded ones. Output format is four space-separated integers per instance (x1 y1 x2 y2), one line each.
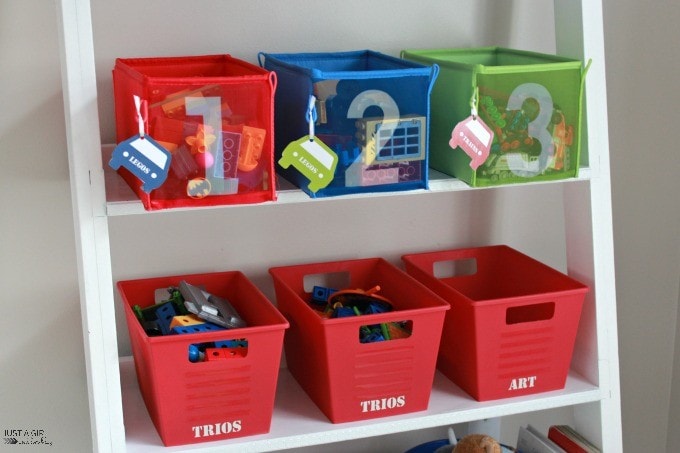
109 134 172 193
279 135 338 193
449 115 494 170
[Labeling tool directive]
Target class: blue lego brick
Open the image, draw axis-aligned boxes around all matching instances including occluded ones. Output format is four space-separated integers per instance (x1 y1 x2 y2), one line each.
155 301 177 335
311 285 337 307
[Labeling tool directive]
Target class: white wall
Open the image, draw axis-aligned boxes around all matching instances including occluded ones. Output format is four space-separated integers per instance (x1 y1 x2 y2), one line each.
90 0 556 144
0 1 678 452
0 1 92 452
602 1 680 452
670 275 680 449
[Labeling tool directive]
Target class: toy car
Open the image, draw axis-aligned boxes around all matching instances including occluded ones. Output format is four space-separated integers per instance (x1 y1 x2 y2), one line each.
109 135 172 192
279 136 339 193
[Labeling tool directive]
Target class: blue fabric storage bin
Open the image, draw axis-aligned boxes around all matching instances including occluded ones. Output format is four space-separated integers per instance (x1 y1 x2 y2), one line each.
259 50 439 198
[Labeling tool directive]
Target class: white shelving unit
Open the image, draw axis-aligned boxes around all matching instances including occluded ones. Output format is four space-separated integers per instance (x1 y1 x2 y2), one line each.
56 0 622 451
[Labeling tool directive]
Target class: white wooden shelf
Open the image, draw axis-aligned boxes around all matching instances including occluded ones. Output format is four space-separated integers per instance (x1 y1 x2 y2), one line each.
57 0 622 451
102 145 594 217
120 357 602 452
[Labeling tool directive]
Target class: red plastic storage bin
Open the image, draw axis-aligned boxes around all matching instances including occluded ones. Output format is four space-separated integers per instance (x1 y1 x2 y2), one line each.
118 271 288 446
269 258 449 423
112 54 277 210
402 245 588 401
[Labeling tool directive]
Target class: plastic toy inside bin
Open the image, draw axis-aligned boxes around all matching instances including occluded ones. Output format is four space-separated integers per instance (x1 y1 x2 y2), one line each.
269 257 449 423
260 50 438 198
118 271 288 446
404 439 515 453
112 54 277 210
401 47 586 187
402 245 588 401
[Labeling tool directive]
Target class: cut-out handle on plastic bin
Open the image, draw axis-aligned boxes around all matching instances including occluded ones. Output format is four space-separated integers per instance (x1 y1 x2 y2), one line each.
187 338 248 363
358 319 412 344
506 302 555 325
433 258 477 279
303 271 351 293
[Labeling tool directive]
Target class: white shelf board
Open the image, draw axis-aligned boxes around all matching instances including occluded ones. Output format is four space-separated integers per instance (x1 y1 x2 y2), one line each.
102 141 593 217
121 357 602 452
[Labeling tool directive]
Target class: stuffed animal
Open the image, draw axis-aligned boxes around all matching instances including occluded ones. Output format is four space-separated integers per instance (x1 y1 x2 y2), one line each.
452 434 502 453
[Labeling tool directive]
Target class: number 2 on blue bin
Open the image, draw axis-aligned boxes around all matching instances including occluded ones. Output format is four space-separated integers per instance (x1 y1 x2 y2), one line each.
347 89 400 165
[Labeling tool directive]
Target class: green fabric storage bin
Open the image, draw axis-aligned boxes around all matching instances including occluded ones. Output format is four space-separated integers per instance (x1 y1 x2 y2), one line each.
401 47 588 187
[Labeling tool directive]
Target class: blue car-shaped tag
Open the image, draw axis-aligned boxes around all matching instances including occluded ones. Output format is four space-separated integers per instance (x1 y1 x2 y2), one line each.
109 135 172 193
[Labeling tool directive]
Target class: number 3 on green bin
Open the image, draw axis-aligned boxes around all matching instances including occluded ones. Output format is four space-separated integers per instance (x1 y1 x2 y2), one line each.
506 83 554 177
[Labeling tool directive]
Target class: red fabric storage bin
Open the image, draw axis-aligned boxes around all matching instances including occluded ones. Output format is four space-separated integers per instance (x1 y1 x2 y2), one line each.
402 245 588 401
118 271 288 446
269 257 449 423
113 55 277 210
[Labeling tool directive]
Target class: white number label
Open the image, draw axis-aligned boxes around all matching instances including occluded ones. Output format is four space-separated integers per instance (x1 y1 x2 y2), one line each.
347 90 400 165
505 83 554 177
186 96 223 177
